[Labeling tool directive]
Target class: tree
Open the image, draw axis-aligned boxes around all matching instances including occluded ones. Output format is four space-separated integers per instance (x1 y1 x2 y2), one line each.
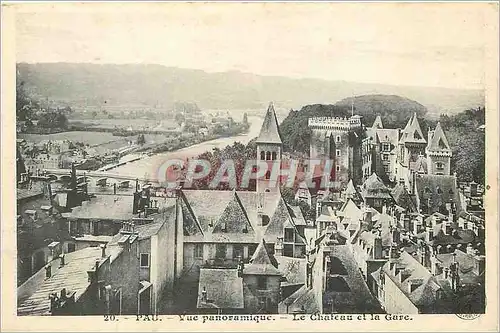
16 80 38 121
136 134 146 145
37 110 68 129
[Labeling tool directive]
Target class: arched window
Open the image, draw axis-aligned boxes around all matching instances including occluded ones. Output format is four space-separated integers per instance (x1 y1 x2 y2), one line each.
265 151 271 160
336 135 341 143
260 151 265 160
271 152 277 160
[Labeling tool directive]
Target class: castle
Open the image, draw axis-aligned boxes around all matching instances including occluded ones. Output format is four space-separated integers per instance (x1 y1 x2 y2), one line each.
309 111 453 194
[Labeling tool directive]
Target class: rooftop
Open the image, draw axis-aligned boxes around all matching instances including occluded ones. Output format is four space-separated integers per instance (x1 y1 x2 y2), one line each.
197 268 244 309
17 247 106 315
255 102 282 144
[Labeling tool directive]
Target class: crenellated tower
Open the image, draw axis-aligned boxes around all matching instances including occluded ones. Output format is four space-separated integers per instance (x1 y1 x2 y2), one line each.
308 114 363 186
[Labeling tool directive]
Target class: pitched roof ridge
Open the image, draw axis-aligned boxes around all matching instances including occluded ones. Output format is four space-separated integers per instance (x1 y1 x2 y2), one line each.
179 191 205 236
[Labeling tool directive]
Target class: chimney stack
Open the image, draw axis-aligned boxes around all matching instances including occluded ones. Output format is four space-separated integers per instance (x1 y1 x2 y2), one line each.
100 244 107 258
237 257 245 277
59 253 65 268
201 286 207 303
45 264 52 279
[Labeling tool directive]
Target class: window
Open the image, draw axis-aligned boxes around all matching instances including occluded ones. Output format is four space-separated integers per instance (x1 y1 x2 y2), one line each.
233 244 244 259
284 228 295 242
194 244 203 258
260 151 265 160
336 149 341 157
271 152 277 160
265 151 271 160
383 154 389 161
383 143 390 152
257 276 267 290
336 165 341 172
436 187 443 194
216 244 226 259
140 253 150 267
336 135 341 143
436 162 444 170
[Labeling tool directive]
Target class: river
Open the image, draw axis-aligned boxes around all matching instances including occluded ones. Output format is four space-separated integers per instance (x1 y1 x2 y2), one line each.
108 116 263 178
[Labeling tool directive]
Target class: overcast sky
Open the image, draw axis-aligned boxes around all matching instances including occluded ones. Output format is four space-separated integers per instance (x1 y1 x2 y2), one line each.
14 3 491 90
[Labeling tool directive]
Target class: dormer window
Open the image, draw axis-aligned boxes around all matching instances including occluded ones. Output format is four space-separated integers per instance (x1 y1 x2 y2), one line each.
382 143 390 152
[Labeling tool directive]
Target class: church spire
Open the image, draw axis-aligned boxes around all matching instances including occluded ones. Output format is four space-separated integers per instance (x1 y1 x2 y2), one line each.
256 102 282 144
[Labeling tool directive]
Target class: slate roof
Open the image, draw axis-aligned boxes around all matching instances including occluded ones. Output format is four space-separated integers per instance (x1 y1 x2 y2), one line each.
381 251 441 309
243 239 281 276
256 102 282 144
197 269 244 309
276 256 307 285
391 184 417 212
68 195 135 220
322 245 381 313
376 128 399 147
427 122 451 153
414 174 461 214
436 250 484 285
17 187 44 201
18 247 104 315
280 285 320 314
400 113 426 144
361 173 393 200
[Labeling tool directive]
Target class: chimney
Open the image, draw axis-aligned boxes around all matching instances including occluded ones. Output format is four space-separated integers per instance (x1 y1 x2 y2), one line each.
237 257 244 277
470 181 478 197
59 253 65 268
100 243 107 258
113 183 117 195
408 279 423 293
201 286 208 303
425 226 433 243
373 230 383 259
45 264 52 279
60 288 67 300
430 254 439 275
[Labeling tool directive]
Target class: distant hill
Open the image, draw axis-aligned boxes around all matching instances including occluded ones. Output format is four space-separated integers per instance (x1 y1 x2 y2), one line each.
334 95 428 129
17 63 483 116
280 95 435 154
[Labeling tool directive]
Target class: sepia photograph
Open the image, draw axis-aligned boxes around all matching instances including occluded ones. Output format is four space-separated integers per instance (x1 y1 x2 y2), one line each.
1 1 498 331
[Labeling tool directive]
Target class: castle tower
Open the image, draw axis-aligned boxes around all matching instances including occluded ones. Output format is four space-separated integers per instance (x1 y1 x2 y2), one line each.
256 102 283 193
426 122 452 175
397 113 427 167
308 114 363 187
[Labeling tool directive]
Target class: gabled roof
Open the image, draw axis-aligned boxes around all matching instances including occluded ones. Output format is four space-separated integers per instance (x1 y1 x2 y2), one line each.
264 195 294 242
400 113 426 144
345 179 358 198
372 115 383 129
362 173 393 200
243 239 281 276
427 122 451 153
256 102 282 144
213 191 253 234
